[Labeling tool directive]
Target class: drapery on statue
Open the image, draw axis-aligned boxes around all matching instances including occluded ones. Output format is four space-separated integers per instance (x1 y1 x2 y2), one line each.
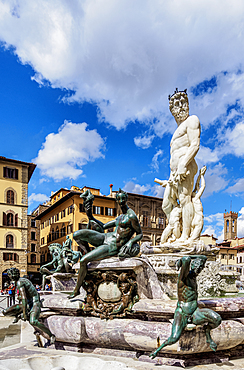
3 268 55 346
154 88 206 245
150 255 222 359
69 188 143 299
40 238 82 289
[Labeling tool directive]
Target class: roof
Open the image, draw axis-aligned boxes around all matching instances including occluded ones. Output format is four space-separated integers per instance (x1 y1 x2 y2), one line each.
0 156 36 182
35 190 116 220
201 234 218 240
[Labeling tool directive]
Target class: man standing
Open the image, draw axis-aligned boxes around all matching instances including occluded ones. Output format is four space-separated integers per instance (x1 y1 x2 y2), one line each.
162 89 200 242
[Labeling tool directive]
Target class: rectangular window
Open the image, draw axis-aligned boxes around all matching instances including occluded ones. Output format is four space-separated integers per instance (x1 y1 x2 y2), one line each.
31 231 36 241
31 243 36 252
79 203 85 212
79 223 87 230
3 253 19 262
143 216 148 227
3 167 18 180
31 219 36 227
61 209 66 218
93 206 103 215
158 217 164 228
41 254 45 263
55 213 59 222
105 207 114 216
68 205 74 215
240 257 242 263
67 224 73 234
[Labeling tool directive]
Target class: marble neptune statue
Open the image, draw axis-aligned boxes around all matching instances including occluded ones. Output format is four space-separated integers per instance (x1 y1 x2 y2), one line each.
155 89 206 247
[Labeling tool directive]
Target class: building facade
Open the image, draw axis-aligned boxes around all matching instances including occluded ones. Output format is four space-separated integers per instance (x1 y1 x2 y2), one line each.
0 156 36 288
123 192 166 245
36 186 117 264
36 185 167 266
27 204 49 285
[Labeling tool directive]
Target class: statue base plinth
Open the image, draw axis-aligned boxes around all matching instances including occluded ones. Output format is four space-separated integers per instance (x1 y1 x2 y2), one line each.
140 243 239 298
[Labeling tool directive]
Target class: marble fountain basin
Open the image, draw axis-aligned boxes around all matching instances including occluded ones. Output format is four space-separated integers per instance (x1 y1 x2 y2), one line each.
0 355 136 370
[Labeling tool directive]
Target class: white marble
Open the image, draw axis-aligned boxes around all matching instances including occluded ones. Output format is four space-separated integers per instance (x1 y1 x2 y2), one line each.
0 355 137 370
155 90 206 246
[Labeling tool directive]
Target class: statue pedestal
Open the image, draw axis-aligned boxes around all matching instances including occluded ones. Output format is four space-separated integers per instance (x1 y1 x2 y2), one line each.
140 243 239 298
45 273 78 292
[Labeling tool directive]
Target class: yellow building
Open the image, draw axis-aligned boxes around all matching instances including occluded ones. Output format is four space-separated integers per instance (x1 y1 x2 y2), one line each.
0 156 36 288
200 234 217 246
36 186 117 264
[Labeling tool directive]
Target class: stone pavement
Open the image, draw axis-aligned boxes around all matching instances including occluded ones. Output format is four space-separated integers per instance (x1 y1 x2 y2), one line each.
0 343 244 369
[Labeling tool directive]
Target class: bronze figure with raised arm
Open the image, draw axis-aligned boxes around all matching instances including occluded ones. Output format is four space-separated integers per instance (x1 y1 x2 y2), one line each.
69 188 143 299
150 255 222 359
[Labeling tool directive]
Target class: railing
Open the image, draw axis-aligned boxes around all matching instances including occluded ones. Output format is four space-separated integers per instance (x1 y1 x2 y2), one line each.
0 295 10 310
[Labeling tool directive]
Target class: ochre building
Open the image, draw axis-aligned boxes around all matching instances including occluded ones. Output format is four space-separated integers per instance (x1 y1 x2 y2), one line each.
36 185 166 266
0 156 36 288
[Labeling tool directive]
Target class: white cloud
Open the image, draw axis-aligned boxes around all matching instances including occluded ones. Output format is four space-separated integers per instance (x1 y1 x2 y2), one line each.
123 181 151 194
134 134 155 149
196 146 220 165
238 211 244 237
153 184 165 198
28 193 49 206
237 207 244 238
34 120 105 181
202 163 228 197
151 149 164 172
203 212 224 241
226 178 244 194
1 1 244 130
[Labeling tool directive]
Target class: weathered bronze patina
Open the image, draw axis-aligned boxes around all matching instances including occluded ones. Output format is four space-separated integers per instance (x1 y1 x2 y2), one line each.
81 270 139 319
3 267 55 345
40 238 82 289
69 188 142 298
150 255 222 358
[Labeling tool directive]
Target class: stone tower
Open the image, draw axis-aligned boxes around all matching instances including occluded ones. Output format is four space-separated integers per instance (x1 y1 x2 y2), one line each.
224 211 238 240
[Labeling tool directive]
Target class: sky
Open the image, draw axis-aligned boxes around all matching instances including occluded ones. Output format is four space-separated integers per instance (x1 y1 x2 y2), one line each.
1 0 244 242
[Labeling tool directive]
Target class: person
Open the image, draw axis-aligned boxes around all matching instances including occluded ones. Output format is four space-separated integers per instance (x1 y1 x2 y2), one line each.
3 267 55 345
189 166 206 241
69 189 143 298
162 89 200 242
150 255 222 358
8 283 16 306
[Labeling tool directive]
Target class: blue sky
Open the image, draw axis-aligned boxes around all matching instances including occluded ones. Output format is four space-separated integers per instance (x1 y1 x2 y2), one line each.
1 0 244 242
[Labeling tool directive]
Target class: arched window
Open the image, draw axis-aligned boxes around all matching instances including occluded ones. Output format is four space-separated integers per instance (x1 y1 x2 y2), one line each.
6 190 14 205
226 220 229 233
6 234 14 248
31 254 36 264
7 213 14 227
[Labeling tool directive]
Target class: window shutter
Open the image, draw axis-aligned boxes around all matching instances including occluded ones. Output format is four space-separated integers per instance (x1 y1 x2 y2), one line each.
3 212 7 226
93 206 96 214
14 169 18 180
105 207 108 216
113 208 117 217
15 214 18 227
3 167 7 178
101 207 104 215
